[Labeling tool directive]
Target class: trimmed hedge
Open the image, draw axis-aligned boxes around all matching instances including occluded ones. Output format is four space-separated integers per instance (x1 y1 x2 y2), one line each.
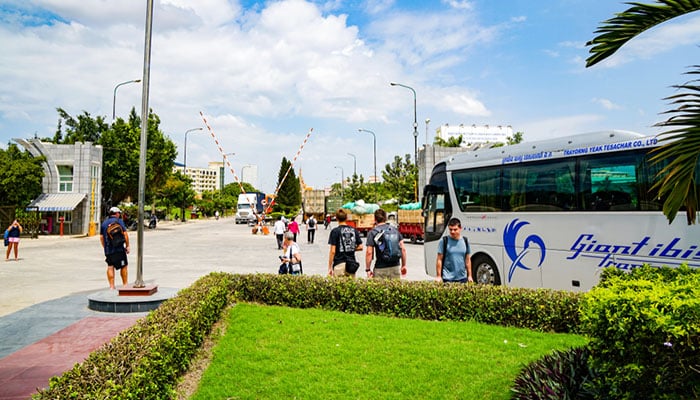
33 272 234 400
579 265 700 399
229 274 582 333
33 273 582 399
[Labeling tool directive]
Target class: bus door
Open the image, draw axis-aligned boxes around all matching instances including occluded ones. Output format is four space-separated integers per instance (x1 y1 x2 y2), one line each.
423 184 451 276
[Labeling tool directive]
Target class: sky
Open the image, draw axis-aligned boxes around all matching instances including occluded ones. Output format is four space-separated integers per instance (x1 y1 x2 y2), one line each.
1 0 699 194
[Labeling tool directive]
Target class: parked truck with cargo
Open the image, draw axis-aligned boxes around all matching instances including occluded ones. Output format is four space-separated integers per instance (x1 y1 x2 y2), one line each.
342 200 379 236
397 202 424 244
324 195 344 218
235 192 266 224
302 190 325 221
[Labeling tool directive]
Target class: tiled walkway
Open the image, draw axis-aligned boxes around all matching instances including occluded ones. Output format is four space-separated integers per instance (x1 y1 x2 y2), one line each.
0 316 140 400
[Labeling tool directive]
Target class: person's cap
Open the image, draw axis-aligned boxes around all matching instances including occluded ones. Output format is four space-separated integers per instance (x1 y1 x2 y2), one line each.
109 206 121 214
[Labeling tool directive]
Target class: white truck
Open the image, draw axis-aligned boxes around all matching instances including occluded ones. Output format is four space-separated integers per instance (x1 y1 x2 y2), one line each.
235 192 265 224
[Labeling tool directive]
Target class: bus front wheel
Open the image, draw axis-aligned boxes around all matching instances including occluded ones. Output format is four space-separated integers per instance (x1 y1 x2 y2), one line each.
471 255 501 285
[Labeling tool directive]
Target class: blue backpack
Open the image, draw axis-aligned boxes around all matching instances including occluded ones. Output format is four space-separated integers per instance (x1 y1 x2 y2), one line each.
375 225 401 264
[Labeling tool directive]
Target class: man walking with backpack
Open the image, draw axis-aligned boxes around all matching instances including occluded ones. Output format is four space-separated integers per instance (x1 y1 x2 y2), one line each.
306 215 317 244
365 208 406 279
436 218 473 283
328 209 363 278
100 207 130 289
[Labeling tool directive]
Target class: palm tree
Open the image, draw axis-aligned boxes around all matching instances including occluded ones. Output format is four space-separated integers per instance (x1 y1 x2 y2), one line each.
434 134 464 147
586 0 700 225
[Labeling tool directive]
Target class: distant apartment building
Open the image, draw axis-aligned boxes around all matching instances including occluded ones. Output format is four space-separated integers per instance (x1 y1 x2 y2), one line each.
436 124 512 145
240 164 258 188
14 139 102 236
174 162 220 196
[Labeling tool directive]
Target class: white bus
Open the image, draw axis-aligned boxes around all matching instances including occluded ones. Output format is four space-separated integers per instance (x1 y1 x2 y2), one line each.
422 130 700 291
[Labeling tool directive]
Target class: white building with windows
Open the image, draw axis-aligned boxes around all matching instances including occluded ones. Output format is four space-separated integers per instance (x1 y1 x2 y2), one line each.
436 124 512 145
174 162 220 196
15 139 102 236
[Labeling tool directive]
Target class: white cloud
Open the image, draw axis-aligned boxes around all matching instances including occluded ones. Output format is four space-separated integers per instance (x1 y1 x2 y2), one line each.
518 114 605 142
442 0 473 10
363 0 395 15
442 93 490 117
0 0 503 190
592 98 622 110
368 9 499 69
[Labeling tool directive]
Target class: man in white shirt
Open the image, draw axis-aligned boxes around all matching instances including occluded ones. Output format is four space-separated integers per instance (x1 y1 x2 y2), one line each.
273 216 286 249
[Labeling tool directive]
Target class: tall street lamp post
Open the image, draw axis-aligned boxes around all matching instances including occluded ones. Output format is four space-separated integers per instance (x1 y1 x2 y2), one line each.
425 118 430 146
358 129 376 202
221 152 235 192
347 153 356 176
334 165 344 197
241 164 253 185
390 82 418 165
112 79 141 121
181 127 203 222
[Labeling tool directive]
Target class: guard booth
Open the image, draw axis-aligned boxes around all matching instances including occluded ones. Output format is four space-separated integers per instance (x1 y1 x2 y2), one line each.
26 193 87 235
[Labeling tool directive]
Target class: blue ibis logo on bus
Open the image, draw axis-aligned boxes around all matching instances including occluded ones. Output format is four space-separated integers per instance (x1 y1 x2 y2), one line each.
503 219 546 282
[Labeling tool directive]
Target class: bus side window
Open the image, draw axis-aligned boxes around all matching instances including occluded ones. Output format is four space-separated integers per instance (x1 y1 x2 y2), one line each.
581 152 642 211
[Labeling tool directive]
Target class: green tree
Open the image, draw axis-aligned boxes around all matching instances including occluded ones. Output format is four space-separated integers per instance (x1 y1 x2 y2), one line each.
157 171 196 220
381 154 417 205
434 134 464 147
99 113 140 206
54 108 109 144
143 112 177 203
586 1 700 224
53 107 177 207
507 131 524 145
0 144 45 206
273 157 301 216
223 181 259 202
341 174 371 202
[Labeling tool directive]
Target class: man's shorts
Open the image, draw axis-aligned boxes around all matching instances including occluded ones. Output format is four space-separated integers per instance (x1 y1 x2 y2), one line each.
105 252 128 270
373 265 400 280
333 263 355 278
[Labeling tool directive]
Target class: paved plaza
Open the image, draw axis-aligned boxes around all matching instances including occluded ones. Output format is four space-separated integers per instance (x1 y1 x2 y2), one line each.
0 217 430 399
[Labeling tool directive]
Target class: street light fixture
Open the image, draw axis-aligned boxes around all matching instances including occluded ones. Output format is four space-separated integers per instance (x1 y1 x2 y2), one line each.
358 128 376 202
347 153 357 176
181 127 203 222
390 82 418 165
112 79 141 121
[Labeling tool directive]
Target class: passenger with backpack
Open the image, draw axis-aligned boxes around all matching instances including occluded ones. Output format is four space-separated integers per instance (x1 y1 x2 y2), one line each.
436 218 473 283
99 207 130 289
306 215 317 244
365 208 406 279
327 209 363 278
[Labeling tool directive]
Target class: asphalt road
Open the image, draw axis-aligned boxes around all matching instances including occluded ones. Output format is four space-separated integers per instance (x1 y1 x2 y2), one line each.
0 217 431 318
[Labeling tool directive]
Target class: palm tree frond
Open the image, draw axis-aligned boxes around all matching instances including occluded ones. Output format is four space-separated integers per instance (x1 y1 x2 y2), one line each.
650 65 700 224
586 1 700 67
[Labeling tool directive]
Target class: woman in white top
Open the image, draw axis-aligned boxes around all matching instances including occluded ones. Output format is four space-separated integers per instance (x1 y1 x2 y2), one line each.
281 232 302 275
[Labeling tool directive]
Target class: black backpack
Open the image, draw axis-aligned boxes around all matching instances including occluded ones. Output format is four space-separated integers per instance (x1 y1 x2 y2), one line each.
308 218 316 228
106 221 126 248
375 225 401 264
441 236 469 258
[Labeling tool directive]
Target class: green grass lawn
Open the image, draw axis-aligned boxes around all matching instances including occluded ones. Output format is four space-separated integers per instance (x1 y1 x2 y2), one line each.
191 303 587 399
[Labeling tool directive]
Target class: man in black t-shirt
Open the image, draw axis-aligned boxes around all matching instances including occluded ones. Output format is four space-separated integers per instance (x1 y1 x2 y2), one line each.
327 209 363 277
